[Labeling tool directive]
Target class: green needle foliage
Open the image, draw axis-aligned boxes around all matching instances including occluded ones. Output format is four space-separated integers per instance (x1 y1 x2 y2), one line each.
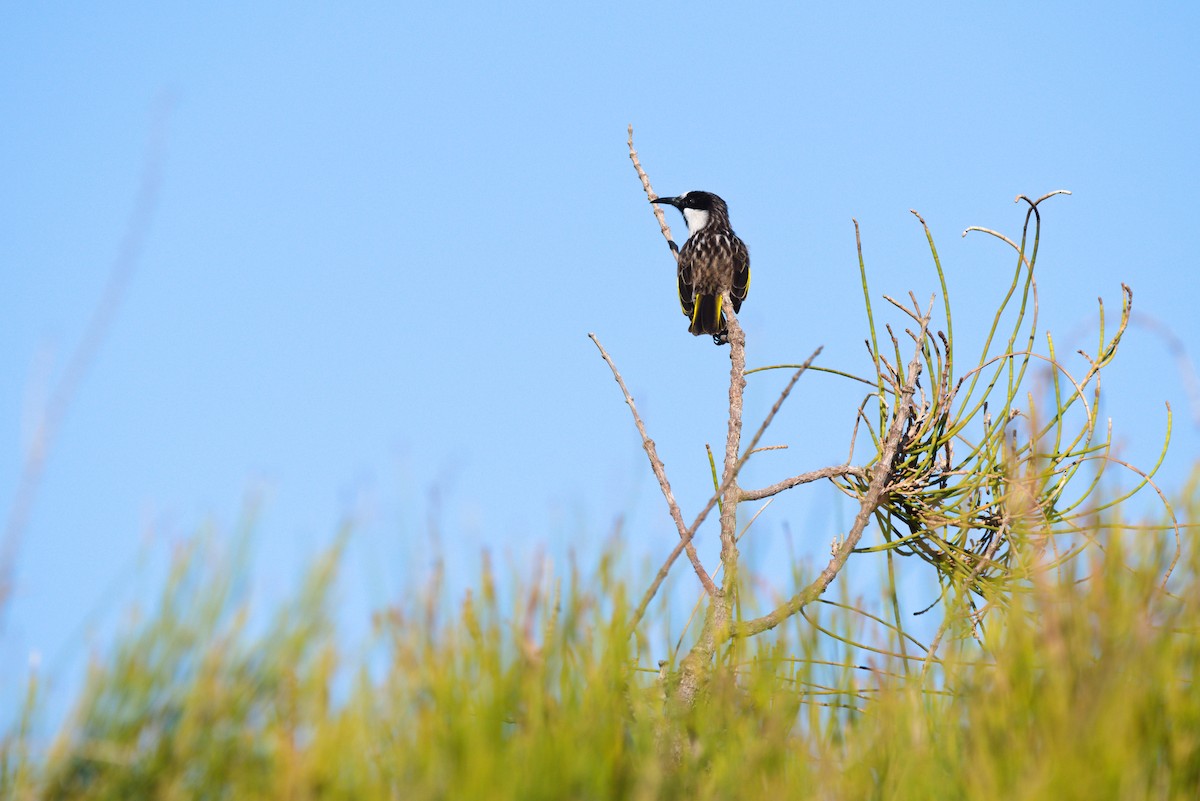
838 194 1179 618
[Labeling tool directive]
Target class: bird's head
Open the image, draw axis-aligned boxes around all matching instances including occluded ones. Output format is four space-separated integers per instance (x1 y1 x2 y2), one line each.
650 191 729 236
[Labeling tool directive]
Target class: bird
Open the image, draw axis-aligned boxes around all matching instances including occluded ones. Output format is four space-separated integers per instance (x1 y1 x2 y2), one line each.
650 191 750 345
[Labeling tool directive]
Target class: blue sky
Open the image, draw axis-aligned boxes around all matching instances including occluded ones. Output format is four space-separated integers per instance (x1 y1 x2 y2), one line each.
3 3 1198 725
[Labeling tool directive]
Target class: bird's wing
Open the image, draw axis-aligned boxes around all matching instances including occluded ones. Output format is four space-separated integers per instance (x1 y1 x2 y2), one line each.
730 236 750 312
677 251 697 319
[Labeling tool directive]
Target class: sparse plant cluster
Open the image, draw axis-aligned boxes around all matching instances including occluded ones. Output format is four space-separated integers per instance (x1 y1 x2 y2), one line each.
615 129 1180 713
838 203 1176 619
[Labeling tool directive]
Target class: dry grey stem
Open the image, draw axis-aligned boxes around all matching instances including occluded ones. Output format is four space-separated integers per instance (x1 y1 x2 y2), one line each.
719 305 748 568
627 125 679 260
588 333 718 598
740 465 867 502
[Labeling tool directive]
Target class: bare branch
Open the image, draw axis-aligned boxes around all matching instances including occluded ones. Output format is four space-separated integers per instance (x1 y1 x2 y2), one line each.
627 124 679 259
961 226 1032 271
1022 189 1073 206
719 305 748 569
740 465 867 502
746 444 788 456
589 333 717 598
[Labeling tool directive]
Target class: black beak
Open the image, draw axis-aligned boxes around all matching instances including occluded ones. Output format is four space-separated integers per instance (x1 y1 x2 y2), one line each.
650 195 680 207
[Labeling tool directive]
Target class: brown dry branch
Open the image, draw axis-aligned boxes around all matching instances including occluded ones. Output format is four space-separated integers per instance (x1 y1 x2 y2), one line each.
739 465 868 503
627 125 678 258
670 305 748 711
718 306 747 573
588 333 718 598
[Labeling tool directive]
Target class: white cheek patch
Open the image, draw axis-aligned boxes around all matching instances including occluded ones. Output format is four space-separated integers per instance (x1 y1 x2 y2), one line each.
682 207 710 236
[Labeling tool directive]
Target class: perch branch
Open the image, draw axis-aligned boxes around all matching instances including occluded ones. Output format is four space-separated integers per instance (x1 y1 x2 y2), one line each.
627 124 679 259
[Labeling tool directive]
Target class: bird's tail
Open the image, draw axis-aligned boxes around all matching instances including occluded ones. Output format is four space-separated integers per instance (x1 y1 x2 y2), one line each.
689 293 727 339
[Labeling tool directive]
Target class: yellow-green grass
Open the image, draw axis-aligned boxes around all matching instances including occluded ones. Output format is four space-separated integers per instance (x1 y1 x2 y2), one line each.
2 510 1195 801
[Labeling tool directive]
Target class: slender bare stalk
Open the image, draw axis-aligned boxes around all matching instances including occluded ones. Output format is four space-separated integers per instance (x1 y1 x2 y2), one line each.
588 334 717 598
674 304 744 710
627 125 679 259
740 465 867 502
719 305 747 572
